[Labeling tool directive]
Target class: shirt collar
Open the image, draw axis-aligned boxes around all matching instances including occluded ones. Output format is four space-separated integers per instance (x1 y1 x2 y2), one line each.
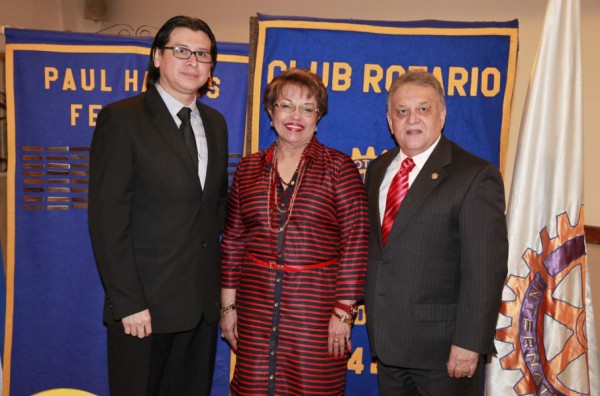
399 134 442 169
155 83 199 118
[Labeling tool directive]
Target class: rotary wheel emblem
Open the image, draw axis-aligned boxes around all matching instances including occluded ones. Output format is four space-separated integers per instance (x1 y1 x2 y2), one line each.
496 212 591 395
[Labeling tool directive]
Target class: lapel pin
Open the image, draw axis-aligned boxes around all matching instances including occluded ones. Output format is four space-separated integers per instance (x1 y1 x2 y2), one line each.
431 173 439 180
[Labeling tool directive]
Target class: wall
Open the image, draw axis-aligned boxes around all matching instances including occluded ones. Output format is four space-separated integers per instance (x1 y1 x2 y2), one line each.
1 0 600 343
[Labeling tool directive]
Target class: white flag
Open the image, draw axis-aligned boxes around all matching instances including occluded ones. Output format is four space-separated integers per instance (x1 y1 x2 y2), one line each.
485 0 600 394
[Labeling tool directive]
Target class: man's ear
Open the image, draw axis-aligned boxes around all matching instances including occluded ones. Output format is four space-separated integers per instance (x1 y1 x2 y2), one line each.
440 108 447 129
152 49 160 68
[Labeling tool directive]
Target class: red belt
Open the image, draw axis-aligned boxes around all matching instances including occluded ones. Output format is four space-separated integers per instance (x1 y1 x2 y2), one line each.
246 251 337 273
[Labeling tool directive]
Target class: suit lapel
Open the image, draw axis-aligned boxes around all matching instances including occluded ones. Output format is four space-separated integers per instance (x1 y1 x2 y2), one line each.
144 88 202 190
384 136 452 249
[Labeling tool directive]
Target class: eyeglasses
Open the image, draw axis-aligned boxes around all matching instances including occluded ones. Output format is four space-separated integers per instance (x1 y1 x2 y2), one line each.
162 46 212 63
273 102 319 117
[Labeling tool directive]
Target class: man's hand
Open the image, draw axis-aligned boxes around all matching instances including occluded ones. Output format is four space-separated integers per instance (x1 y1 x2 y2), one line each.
122 309 152 338
447 345 479 378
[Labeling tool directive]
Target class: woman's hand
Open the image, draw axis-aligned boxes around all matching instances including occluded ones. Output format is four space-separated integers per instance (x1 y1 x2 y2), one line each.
328 313 352 358
220 309 238 352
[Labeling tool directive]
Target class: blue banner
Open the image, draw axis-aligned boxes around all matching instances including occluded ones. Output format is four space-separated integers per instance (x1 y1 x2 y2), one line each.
3 28 247 396
249 15 518 394
250 15 518 171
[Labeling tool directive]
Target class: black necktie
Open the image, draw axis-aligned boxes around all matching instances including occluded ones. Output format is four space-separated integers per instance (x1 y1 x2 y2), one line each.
177 107 198 169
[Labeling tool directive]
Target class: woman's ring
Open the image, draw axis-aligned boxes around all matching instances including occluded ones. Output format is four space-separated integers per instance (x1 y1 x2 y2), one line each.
334 338 339 342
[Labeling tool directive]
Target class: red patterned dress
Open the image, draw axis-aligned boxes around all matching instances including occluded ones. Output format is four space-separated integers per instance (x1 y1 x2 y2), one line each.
221 137 369 395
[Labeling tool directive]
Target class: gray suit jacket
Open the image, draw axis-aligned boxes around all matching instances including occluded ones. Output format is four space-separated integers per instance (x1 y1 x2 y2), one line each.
365 135 508 369
89 86 229 333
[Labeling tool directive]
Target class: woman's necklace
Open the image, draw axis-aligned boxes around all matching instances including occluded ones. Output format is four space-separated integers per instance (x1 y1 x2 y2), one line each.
266 140 310 233
279 177 292 187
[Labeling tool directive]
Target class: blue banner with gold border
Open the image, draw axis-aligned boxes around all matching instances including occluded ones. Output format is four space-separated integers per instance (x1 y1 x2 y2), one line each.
250 15 518 171
249 14 518 394
3 28 247 396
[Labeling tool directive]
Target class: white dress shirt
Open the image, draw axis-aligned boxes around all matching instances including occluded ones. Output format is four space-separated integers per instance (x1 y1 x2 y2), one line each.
378 135 442 225
156 83 208 187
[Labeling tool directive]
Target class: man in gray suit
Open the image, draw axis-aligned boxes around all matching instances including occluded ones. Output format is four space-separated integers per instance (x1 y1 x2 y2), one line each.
89 16 228 395
365 71 507 395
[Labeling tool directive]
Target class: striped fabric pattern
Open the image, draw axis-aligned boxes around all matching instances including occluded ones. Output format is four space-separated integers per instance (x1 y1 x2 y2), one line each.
222 138 369 395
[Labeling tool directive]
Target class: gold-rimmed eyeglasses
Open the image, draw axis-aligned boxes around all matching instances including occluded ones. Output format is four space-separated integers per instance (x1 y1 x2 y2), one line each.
273 102 319 118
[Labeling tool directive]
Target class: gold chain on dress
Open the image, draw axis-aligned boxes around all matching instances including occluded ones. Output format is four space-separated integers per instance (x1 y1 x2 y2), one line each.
266 141 310 233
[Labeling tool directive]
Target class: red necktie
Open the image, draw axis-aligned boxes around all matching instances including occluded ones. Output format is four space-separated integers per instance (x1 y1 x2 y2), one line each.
381 157 415 246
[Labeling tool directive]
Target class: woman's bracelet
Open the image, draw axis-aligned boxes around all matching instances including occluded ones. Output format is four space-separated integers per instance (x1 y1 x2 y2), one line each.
220 302 236 316
334 301 358 317
332 309 354 325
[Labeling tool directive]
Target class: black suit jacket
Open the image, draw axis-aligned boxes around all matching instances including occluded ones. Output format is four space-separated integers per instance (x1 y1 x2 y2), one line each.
88 86 228 333
364 136 508 369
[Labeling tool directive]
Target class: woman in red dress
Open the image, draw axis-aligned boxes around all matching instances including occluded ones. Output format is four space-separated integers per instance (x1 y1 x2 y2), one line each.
220 68 369 395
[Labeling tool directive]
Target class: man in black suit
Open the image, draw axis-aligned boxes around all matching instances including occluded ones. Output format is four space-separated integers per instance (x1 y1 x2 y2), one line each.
365 71 508 395
88 16 228 395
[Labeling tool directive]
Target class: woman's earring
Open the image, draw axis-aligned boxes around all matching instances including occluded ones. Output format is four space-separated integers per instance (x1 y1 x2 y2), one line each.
270 121 274 127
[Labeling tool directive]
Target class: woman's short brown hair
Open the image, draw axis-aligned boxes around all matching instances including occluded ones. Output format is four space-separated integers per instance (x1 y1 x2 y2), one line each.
263 68 328 117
